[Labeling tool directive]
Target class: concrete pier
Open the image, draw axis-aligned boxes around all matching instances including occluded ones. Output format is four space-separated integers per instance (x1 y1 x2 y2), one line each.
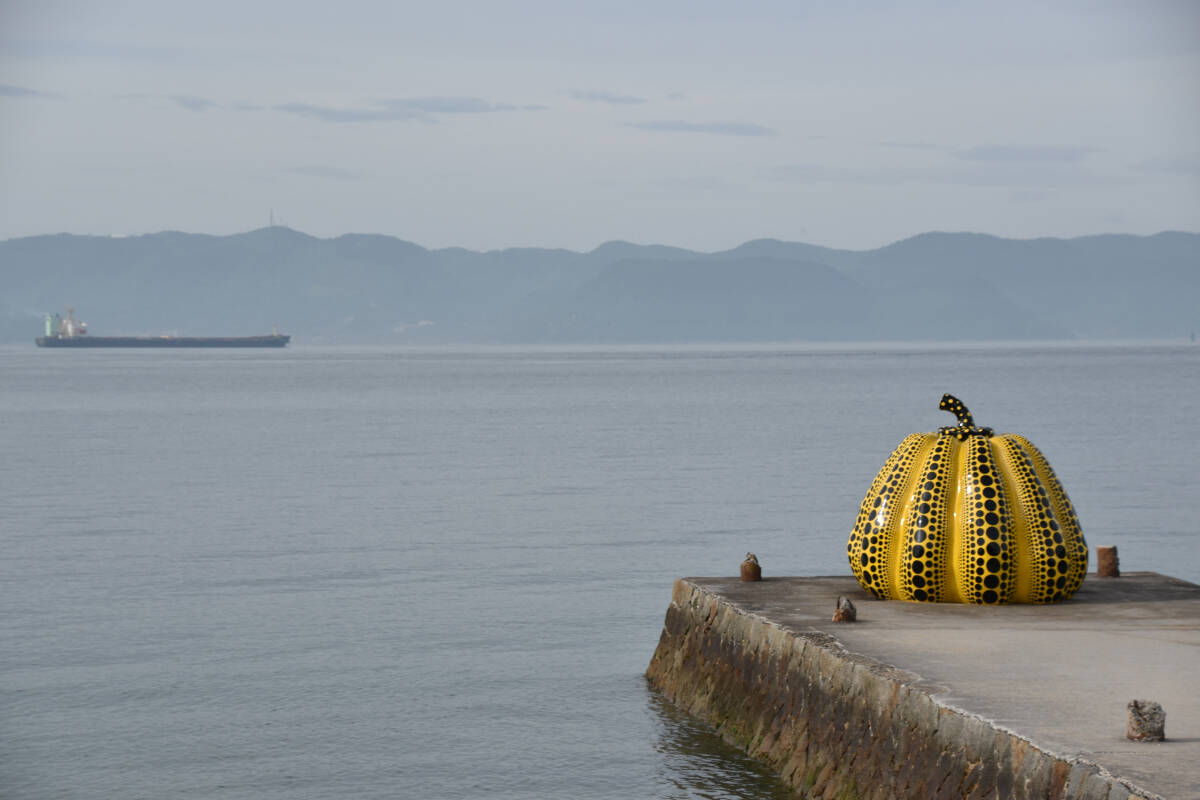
646 572 1200 799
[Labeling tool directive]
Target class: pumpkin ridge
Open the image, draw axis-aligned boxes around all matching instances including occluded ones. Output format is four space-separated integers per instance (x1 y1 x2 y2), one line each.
847 433 921 594
981 436 1015 603
1010 434 1088 599
1021 442 1073 603
848 432 930 598
847 437 896 592
882 434 936 598
992 436 1037 602
943 437 970 604
899 435 954 602
999 435 1070 603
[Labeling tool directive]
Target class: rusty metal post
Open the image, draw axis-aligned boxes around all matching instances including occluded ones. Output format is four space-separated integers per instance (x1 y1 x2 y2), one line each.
740 553 761 582
832 596 857 622
1097 545 1120 577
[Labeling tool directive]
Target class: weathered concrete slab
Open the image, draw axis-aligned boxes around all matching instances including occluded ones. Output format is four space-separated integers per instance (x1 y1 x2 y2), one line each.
662 572 1199 799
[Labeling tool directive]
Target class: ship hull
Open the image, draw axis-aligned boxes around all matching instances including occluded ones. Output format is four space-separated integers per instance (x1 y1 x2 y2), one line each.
36 335 290 348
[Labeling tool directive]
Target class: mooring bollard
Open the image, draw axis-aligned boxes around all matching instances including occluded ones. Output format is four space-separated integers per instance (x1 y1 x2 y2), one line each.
832 596 857 622
1127 700 1166 741
740 553 761 582
1097 545 1120 577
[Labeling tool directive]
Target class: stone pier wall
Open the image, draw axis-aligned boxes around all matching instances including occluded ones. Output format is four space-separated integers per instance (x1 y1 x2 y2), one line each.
645 579 1154 800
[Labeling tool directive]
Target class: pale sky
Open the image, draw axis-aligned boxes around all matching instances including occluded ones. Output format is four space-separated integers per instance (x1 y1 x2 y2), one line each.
1 0 1198 252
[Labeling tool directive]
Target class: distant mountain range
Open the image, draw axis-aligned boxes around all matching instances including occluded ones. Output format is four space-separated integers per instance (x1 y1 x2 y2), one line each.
2 228 1196 344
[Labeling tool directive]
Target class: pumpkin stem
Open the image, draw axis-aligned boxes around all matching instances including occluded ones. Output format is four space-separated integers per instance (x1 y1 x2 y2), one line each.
939 393 975 427
938 394 994 439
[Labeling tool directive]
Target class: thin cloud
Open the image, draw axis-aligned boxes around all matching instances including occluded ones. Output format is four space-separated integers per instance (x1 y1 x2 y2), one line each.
379 96 542 113
570 90 645 106
1009 189 1054 204
118 93 219 112
656 175 733 191
275 102 428 123
1134 155 1200 176
956 145 1096 163
282 165 367 181
629 120 776 137
0 83 59 99
766 161 1130 189
170 95 218 112
273 96 538 123
880 140 953 152
768 164 919 186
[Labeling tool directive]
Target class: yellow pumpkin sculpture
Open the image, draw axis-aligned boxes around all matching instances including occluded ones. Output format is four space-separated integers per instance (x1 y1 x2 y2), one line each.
847 394 1087 604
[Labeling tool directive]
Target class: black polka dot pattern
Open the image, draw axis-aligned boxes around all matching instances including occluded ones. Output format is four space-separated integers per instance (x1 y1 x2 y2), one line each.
955 435 1013 604
1012 435 1088 593
847 433 927 600
897 434 954 603
938 393 975 427
847 397 1087 604
1004 434 1088 602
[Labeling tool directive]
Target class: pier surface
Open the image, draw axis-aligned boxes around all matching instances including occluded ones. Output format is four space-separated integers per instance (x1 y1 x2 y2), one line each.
647 572 1199 799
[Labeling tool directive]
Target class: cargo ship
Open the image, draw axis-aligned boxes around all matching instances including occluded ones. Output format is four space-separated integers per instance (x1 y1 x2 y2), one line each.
35 308 290 348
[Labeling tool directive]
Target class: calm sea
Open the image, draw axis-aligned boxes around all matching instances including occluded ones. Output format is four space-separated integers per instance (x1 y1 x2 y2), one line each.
3 342 1197 799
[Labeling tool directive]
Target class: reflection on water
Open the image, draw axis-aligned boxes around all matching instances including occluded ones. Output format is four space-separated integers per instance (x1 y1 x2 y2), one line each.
644 683 799 799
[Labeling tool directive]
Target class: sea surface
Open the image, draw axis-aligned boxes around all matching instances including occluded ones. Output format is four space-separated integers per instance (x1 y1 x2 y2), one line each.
3 341 1198 799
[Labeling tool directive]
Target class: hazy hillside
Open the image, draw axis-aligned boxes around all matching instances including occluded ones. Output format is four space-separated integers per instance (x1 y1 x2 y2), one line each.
1 228 1196 344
